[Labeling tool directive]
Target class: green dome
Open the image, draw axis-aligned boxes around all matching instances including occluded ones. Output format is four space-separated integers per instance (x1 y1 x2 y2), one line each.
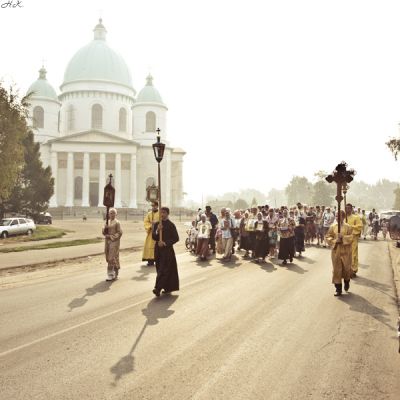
136 74 164 104
27 67 58 100
62 20 133 89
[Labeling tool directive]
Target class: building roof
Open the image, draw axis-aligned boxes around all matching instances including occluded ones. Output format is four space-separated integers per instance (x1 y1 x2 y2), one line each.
136 74 164 104
62 19 133 89
27 67 58 101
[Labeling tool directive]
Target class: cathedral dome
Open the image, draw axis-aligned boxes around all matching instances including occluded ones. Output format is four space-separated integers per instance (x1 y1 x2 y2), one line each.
62 19 133 89
136 74 164 104
27 67 58 100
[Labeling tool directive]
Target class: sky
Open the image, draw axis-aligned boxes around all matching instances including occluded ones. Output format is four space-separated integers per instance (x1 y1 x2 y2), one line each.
1 0 400 203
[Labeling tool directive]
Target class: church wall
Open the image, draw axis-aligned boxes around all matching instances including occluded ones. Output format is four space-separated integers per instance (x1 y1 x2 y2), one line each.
132 105 167 142
29 99 61 143
59 91 133 138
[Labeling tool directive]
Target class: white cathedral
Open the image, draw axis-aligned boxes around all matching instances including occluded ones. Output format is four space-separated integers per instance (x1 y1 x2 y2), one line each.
26 19 185 209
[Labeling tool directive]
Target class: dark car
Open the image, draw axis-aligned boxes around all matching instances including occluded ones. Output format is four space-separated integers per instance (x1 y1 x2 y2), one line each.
36 212 52 224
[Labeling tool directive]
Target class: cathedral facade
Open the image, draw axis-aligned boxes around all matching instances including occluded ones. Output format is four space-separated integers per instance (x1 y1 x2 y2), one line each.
26 19 185 209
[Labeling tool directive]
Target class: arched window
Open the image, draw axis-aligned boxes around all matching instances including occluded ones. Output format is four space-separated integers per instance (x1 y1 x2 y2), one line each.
91 104 103 129
119 108 127 132
74 176 83 200
145 111 156 132
67 104 74 131
33 106 44 129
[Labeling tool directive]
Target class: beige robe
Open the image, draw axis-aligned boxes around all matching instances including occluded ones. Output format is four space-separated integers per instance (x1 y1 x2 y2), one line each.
103 219 122 272
346 213 363 273
325 223 353 284
142 211 159 261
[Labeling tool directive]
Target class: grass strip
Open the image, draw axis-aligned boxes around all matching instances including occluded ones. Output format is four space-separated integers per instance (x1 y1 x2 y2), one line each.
0 238 102 253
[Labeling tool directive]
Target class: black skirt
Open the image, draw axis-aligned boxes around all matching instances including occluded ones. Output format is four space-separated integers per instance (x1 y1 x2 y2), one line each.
278 236 295 260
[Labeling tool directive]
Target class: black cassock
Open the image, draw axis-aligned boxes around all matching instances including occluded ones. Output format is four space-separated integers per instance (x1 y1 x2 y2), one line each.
152 219 180 293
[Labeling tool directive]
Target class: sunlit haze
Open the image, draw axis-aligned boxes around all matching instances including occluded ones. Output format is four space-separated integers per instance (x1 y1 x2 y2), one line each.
1 0 400 203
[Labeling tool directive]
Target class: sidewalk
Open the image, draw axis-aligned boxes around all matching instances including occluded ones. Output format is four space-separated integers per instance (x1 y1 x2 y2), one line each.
0 220 190 271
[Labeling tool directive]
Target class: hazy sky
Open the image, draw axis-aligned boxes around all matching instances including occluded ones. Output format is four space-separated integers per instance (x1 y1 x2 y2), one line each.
1 0 400 202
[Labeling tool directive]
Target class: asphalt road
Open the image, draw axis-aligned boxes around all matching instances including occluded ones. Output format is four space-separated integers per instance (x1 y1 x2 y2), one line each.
0 240 399 400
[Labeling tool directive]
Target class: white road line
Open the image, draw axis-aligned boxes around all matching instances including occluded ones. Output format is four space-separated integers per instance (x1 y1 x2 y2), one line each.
0 277 206 358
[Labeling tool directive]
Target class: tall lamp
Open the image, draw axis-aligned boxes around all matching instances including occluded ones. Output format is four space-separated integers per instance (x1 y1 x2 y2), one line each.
152 128 165 240
325 162 355 234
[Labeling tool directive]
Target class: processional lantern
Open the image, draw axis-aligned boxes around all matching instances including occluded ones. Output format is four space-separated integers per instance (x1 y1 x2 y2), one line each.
103 174 115 233
325 162 356 233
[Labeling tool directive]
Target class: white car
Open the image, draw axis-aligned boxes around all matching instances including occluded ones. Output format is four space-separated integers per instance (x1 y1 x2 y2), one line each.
0 218 36 239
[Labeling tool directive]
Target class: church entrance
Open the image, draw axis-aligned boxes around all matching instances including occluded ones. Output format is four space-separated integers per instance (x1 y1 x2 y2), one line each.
89 182 99 206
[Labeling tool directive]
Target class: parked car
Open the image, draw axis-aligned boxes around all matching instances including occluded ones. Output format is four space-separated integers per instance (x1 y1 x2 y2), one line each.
0 218 36 239
36 212 52 225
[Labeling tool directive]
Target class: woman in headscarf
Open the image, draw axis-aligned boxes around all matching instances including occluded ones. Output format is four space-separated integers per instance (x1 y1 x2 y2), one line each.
239 210 251 258
294 209 305 257
278 209 296 265
254 212 269 263
102 208 123 281
266 208 279 259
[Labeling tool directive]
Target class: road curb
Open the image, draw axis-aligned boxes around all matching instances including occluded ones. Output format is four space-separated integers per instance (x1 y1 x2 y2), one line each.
0 246 142 274
387 241 400 313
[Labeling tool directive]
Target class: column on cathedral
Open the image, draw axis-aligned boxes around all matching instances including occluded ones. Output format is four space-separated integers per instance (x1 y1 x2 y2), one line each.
129 153 137 208
114 153 122 208
65 152 74 207
49 151 58 207
165 151 171 207
98 152 106 207
82 152 90 207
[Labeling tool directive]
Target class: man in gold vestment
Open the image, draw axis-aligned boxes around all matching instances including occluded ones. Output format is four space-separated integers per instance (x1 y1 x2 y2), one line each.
345 203 363 277
142 201 159 266
325 210 353 296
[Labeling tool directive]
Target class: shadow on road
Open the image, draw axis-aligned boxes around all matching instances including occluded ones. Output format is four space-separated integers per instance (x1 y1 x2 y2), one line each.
352 275 396 301
67 281 113 311
132 265 155 281
339 293 395 332
282 263 308 274
110 294 178 385
297 256 316 265
260 262 277 273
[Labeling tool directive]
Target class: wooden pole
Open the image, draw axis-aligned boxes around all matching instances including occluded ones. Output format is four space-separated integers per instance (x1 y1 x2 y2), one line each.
337 183 342 234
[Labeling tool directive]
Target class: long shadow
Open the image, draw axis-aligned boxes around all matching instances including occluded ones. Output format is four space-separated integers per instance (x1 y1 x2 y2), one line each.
219 255 241 269
132 265 155 281
282 263 308 274
68 281 113 311
110 295 178 384
260 262 277 273
338 293 395 332
192 258 213 268
352 275 396 301
358 263 370 270
296 256 316 265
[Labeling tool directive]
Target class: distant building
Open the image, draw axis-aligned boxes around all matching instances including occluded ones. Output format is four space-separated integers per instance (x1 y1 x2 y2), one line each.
26 19 185 209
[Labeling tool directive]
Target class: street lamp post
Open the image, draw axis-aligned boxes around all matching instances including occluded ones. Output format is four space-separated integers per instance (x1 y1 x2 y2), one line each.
325 162 356 234
152 128 166 241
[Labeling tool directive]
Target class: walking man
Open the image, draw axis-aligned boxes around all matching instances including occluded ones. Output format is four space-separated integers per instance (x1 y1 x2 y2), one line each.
345 203 363 277
152 207 180 297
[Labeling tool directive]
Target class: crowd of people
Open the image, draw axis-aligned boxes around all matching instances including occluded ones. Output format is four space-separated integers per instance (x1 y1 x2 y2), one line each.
188 204 386 263
100 201 389 298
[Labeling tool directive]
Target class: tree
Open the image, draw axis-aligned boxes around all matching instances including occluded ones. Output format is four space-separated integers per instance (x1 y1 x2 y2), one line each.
394 187 400 209
386 137 400 160
285 176 313 206
312 180 335 206
0 84 27 204
234 198 248 210
266 188 287 208
2 131 54 219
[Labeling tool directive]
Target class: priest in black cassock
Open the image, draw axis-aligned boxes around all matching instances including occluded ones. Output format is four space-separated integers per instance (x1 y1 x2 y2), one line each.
151 207 180 297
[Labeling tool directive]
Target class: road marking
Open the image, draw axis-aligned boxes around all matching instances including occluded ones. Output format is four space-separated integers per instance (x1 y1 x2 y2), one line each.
0 277 206 358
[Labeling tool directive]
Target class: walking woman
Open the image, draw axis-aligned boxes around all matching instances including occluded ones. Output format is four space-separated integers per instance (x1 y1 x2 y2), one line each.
294 210 306 257
102 208 123 281
254 212 269 263
278 209 296 265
